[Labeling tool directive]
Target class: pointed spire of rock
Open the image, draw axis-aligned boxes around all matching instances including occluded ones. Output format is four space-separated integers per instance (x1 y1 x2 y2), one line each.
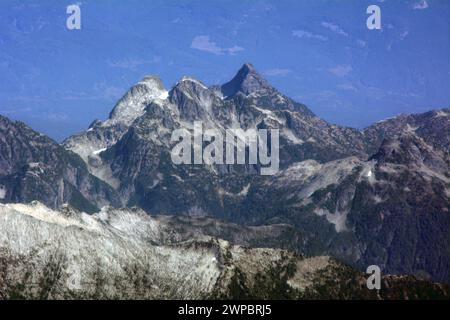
221 63 272 97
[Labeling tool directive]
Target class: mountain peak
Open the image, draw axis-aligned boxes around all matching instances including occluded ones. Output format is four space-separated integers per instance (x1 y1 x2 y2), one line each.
108 75 168 125
369 132 447 173
240 62 256 73
138 75 165 91
221 63 272 98
168 76 211 104
175 76 209 90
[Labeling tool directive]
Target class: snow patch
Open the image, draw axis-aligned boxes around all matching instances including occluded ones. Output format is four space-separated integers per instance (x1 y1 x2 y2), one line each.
171 174 184 182
314 208 348 233
282 128 304 145
93 148 107 155
238 183 251 196
252 106 283 124
406 123 419 133
376 115 397 124
106 76 168 126
179 77 208 90
360 161 377 184
434 110 449 118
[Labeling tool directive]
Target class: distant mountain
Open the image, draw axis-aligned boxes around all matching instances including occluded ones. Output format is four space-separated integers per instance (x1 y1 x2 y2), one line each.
64 63 367 175
63 64 369 211
0 116 121 212
240 133 449 282
364 108 450 156
0 64 448 288
60 64 449 284
1 202 448 299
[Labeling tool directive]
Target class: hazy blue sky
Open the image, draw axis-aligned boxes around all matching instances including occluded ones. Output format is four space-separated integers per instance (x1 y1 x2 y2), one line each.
0 0 449 141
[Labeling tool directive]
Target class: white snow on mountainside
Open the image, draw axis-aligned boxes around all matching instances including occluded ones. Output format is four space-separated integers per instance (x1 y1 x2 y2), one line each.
107 75 169 126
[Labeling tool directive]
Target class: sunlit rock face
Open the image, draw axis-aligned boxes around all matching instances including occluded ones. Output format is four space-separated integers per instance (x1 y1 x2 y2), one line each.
0 116 121 212
1 202 448 300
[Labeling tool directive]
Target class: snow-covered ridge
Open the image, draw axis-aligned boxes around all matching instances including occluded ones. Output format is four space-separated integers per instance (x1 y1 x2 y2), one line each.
63 75 171 188
107 75 169 126
178 76 209 90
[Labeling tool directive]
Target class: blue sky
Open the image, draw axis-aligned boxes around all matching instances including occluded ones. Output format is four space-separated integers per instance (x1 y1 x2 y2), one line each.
0 0 449 141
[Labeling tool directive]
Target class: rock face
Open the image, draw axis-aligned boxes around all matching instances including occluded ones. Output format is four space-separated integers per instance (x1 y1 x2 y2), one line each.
0 202 448 300
63 64 370 213
62 76 169 188
109 75 169 126
0 116 121 212
364 108 450 156
221 63 274 97
241 133 449 283
61 64 449 284
1 63 449 294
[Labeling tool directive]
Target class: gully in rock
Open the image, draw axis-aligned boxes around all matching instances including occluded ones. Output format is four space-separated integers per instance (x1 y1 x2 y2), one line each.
170 121 280 175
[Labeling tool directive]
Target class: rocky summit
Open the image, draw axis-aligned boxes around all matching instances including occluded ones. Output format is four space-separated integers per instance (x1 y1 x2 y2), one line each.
0 64 449 299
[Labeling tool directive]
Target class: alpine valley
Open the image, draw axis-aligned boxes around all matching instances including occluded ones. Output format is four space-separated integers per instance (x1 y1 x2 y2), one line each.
0 64 449 299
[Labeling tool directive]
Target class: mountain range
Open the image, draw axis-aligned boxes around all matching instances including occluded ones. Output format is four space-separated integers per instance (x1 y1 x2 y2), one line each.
0 63 449 298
